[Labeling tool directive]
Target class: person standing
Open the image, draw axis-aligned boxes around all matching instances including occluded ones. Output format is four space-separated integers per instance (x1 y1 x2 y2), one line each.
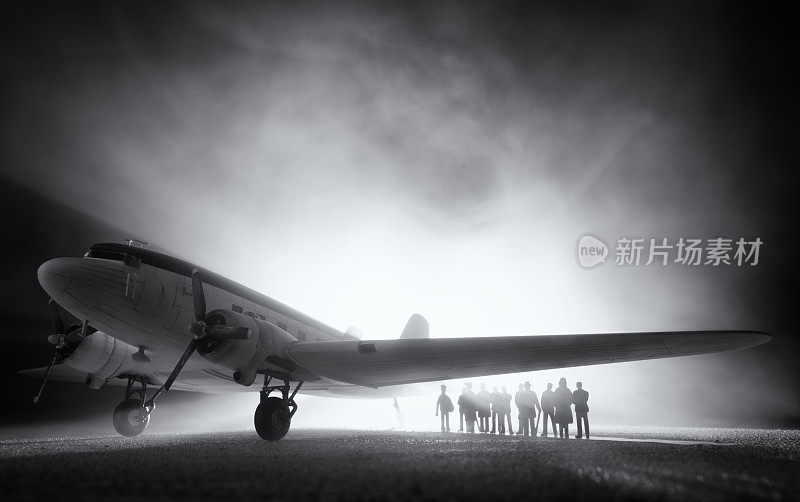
514 383 525 435
553 377 573 438
572 381 589 439
519 381 540 436
477 383 492 433
464 382 478 433
435 385 454 432
490 386 502 434
539 383 557 437
457 385 468 432
500 386 514 435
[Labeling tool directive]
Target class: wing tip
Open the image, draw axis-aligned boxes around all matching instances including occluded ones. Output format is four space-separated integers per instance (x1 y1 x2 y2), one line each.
743 330 772 348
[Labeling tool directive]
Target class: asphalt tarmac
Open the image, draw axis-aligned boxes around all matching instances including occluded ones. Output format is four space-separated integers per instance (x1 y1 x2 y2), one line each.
1 427 797 501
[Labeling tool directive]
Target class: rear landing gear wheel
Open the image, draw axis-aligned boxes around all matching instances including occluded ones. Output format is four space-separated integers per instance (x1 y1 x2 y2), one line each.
254 397 290 441
113 399 149 437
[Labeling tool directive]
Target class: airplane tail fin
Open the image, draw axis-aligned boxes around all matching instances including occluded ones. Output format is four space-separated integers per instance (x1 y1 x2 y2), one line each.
400 314 429 339
345 326 363 340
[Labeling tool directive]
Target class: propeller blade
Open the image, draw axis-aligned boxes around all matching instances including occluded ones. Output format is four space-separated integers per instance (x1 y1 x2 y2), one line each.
144 337 199 410
48 299 64 335
162 338 199 393
206 325 252 340
143 270 245 413
191 269 206 322
33 352 60 404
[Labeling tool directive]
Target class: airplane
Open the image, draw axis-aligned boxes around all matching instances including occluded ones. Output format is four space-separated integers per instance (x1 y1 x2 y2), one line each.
23 241 771 440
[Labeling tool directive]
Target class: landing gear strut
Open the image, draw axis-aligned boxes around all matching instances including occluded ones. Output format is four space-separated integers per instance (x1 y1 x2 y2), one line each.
254 375 303 441
113 376 150 437
109 269 251 438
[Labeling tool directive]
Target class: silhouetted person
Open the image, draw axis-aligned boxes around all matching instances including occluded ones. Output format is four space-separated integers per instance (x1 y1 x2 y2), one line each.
572 381 589 439
435 385 453 432
539 383 557 437
477 383 492 433
554 377 573 438
490 386 502 434
457 385 468 432
519 381 541 436
500 386 514 435
514 384 524 434
464 382 478 433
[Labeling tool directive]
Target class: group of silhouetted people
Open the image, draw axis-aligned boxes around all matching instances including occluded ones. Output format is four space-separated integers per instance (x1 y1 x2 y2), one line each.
435 378 589 439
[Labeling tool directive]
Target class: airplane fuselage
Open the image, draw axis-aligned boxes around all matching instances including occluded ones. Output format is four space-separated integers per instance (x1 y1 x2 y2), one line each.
31 242 771 439
37 243 363 393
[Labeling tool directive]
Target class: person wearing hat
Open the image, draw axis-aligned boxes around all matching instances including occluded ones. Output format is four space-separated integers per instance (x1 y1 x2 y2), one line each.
553 377 574 438
519 381 541 436
435 384 454 432
572 381 589 439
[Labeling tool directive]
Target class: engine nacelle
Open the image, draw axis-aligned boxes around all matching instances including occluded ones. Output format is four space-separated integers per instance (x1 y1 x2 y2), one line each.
64 331 142 388
197 309 298 386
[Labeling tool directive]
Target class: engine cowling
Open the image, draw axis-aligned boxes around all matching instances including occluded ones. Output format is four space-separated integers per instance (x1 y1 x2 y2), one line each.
196 309 298 386
64 331 141 388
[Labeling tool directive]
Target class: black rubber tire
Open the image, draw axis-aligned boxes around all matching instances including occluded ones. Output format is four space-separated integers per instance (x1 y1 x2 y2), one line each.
112 399 150 437
254 397 290 441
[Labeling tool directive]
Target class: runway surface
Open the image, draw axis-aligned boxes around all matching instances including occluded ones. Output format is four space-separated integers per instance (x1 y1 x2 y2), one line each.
1 427 798 501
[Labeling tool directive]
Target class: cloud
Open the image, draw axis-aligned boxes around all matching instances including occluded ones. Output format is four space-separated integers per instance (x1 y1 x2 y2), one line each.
2 1 790 428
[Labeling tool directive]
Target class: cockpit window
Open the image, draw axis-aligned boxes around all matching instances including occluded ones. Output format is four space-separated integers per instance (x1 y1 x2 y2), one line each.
84 249 141 269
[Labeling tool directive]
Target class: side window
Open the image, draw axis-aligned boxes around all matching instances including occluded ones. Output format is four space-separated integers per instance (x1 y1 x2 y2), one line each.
232 305 243 313
124 255 141 269
277 322 287 332
297 330 307 341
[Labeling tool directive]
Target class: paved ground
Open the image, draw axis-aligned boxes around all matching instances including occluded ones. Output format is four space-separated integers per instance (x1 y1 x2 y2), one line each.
1 427 798 501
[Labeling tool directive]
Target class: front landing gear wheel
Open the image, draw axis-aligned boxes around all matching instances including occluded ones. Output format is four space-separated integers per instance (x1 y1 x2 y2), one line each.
113 399 150 437
254 397 290 440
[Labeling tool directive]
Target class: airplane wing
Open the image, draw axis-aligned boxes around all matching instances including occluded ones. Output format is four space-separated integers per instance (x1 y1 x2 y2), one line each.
285 330 770 388
18 364 242 392
18 364 360 393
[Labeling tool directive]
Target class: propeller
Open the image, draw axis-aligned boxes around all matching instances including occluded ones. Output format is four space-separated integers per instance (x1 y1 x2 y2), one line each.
33 300 91 403
145 269 251 408
188 269 252 341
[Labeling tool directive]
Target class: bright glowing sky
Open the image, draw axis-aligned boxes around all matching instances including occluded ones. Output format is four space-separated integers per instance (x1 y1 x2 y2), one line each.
3 2 788 430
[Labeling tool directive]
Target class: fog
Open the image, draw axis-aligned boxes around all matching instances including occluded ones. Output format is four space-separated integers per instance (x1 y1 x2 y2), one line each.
2 2 794 431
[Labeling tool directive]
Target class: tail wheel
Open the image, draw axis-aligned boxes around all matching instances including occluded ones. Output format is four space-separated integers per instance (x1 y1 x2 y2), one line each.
113 399 150 437
255 397 290 440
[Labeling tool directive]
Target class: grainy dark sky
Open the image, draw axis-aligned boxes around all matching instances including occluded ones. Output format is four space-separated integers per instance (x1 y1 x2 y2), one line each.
1 1 797 429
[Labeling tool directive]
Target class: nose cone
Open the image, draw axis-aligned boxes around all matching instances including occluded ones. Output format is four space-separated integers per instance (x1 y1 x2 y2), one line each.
37 257 75 298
